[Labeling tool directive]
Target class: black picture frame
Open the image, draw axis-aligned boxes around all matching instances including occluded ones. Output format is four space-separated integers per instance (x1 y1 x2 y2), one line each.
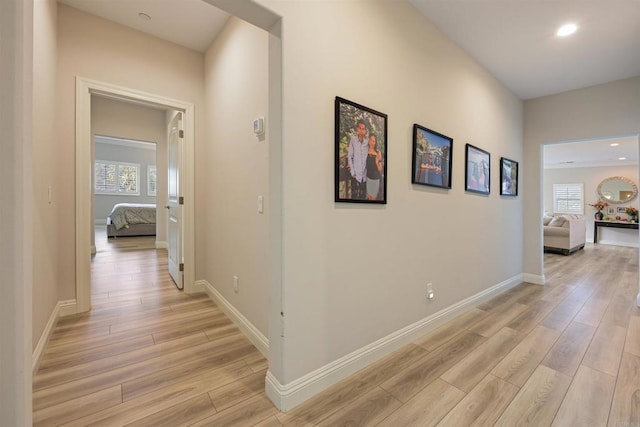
335 97 387 204
500 157 518 196
411 124 453 189
465 144 490 194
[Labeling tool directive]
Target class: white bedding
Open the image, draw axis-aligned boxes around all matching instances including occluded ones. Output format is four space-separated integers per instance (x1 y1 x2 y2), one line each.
108 203 156 230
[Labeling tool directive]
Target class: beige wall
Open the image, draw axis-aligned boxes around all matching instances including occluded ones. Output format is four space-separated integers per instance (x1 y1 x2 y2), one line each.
544 164 639 244
91 97 168 243
524 76 640 276
56 4 205 300
203 18 270 335
1 0 33 422
32 0 58 349
256 0 524 384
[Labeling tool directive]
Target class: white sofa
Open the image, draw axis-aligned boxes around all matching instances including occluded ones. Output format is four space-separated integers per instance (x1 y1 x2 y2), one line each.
543 214 586 255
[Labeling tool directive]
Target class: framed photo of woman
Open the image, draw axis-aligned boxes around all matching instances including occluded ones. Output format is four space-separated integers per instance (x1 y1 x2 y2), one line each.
465 144 490 195
500 157 518 196
335 96 388 204
411 124 453 189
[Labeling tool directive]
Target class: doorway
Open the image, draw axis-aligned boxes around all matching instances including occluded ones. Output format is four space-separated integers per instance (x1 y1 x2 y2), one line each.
75 78 196 313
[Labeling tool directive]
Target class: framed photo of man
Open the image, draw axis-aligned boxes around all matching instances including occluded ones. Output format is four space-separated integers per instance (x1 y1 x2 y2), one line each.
500 157 518 196
411 124 453 189
335 97 388 204
465 144 490 195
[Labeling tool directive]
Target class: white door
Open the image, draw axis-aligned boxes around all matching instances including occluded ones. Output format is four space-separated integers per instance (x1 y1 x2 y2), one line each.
167 112 183 289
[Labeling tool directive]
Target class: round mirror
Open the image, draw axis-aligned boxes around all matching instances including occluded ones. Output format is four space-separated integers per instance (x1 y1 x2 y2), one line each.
597 176 638 204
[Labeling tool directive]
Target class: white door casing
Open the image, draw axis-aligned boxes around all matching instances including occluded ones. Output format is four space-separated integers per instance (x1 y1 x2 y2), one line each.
167 112 183 289
75 77 195 313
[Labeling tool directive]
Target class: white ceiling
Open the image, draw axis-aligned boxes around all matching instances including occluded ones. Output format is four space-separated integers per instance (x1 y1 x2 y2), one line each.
408 0 640 99
60 1 640 99
544 136 639 169
59 0 229 52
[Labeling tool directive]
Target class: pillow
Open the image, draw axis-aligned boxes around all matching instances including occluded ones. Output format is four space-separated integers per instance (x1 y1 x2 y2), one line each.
548 216 566 227
543 216 553 226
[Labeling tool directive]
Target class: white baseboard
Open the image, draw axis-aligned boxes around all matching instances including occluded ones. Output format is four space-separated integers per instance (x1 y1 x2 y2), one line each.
523 273 545 285
265 274 524 412
32 299 77 374
598 239 639 248
155 240 168 249
195 280 269 357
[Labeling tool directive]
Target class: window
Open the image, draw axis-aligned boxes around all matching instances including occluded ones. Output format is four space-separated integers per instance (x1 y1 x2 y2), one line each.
553 183 584 214
95 160 140 195
148 165 157 196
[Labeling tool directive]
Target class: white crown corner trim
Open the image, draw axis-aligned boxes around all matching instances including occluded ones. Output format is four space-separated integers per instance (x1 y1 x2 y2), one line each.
199 280 269 357
266 273 523 411
522 273 545 285
32 299 77 374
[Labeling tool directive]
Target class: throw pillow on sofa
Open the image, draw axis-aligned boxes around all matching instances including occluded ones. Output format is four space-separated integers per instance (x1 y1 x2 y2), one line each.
548 216 566 227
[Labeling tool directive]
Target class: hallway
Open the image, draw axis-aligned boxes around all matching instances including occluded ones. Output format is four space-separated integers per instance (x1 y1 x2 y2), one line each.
33 243 640 425
33 234 271 425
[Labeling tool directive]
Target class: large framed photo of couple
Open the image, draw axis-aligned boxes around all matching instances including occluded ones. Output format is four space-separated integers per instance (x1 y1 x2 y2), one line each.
411 124 453 189
335 96 387 204
465 144 490 195
500 157 518 196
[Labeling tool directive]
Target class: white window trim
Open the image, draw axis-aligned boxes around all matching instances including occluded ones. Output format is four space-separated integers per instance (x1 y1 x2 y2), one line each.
95 160 141 196
553 183 584 215
147 165 157 196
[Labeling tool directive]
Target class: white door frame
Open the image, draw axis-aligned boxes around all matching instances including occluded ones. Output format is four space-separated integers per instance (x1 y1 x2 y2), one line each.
75 77 196 313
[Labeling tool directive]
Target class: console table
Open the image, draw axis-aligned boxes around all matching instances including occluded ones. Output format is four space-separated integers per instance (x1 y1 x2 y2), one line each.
594 220 638 244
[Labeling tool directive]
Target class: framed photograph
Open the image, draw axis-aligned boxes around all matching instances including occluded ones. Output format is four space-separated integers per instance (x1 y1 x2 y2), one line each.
607 207 616 215
617 207 627 214
335 97 387 203
465 144 490 194
500 157 518 196
411 124 453 189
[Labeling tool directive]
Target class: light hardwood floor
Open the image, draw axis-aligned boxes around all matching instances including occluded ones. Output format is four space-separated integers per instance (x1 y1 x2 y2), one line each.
34 241 640 426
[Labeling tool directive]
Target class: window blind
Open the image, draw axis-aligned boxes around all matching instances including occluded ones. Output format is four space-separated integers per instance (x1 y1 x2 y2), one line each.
553 183 584 214
95 160 140 195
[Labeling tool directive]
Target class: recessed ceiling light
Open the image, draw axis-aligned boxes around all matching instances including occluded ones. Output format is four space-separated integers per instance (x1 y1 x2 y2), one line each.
610 143 620 147
619 157 627 160
138 12 151 21
556 23 578 37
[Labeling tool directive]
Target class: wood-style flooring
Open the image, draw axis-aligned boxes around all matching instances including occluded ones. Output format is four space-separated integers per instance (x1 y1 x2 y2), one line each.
34 240 640 426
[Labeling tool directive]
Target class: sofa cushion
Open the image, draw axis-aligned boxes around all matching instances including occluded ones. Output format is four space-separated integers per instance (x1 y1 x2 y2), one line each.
548 216 566 227
544 225 570 237
543 216 553 226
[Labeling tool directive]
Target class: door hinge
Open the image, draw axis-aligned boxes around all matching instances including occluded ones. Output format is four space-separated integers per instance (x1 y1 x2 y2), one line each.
179 263 184 272
178 129 184 138
179 196 184 205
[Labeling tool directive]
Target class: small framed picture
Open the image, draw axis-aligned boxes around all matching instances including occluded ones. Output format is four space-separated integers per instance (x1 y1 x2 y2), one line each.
617 207 627 214
465 144 490 194
411 124 453 189
607 207 616 215
335 97 387 204
500 157 518 196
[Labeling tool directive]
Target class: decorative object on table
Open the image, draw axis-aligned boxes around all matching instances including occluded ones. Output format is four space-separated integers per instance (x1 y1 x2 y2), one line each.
588 200 608 220
499 157 518 196
607 206 616 215
465 144 490 195
625 206 638 222
617 207 628 214
411 124 453 189
335 96 387 204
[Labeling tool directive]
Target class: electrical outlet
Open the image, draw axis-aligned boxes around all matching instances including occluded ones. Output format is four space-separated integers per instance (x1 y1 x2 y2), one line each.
233 275 239 293
427 283 434 300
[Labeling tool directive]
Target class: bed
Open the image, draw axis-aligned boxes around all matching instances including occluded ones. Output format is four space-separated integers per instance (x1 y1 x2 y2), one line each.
107 203 157 238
